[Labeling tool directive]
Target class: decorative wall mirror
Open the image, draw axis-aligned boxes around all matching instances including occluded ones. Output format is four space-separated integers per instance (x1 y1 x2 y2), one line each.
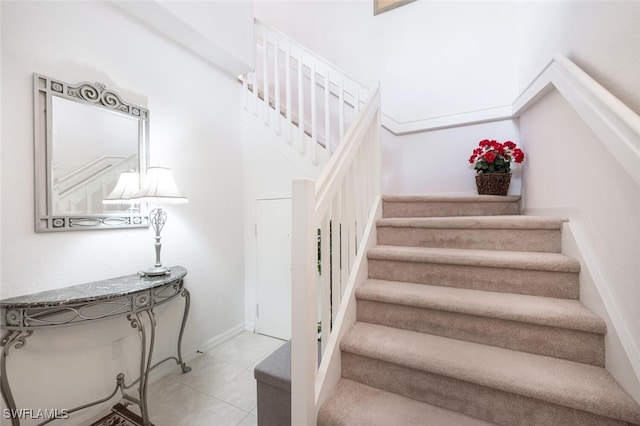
33 74 150 231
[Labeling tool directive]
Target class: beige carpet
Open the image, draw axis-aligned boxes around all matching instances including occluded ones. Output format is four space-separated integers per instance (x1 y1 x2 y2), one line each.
317 195 640 426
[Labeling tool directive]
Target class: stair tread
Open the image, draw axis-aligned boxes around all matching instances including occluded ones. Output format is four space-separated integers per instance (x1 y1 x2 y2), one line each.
382 194 521 203
357 279 606 333
377 215 566 230
368 245 581 272
342 322 640 424
319 378 495 426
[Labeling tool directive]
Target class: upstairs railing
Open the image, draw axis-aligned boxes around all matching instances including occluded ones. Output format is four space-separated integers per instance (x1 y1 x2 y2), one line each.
53 155 137 214
291 83 381 425
242 20 370 165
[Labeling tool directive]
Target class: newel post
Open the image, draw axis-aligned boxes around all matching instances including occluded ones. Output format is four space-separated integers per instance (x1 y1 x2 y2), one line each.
291 178 319 426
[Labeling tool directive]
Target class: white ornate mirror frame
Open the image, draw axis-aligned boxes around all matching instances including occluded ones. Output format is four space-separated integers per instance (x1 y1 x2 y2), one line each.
33 74 150 232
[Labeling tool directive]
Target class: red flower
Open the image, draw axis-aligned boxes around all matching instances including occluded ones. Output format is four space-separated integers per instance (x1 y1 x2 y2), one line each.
469 139 524 173
492 142 505 154
513 148 525 163
483 151 496 163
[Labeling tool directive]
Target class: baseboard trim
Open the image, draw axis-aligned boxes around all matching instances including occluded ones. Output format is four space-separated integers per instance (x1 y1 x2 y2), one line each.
566 220 640 403
381 105 513 135
525 206 640 403
195 322 247 354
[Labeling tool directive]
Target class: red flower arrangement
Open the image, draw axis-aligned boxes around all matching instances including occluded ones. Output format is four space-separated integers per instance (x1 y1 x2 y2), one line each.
469 139 525 174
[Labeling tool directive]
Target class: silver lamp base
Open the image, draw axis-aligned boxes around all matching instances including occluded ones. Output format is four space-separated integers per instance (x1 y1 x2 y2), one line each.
139 207 172 278
138 266 171 277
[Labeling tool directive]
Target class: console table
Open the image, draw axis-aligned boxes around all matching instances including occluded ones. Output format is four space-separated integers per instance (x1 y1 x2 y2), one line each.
0 266 191 426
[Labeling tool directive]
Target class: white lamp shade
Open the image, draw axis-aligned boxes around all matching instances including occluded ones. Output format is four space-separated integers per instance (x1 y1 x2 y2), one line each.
133 167 188 204
103 171 140 205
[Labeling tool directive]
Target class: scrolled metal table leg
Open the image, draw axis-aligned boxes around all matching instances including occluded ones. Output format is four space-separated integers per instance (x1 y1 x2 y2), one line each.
127 309 156 426
177 288 191 373
1 330 34 426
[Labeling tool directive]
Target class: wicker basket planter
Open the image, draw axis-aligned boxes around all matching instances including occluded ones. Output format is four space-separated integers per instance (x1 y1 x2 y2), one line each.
475 173 511 196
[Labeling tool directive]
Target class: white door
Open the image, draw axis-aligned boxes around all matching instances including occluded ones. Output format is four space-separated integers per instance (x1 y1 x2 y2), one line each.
256 198 292 340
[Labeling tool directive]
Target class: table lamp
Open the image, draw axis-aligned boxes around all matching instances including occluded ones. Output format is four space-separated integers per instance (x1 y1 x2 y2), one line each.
132 167 188 276
103 171 140 209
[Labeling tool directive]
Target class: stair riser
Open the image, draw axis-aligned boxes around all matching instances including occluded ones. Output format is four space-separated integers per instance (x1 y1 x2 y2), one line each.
356 300 605 366
377 227 562 252
318 379 495 426
368 260 580 299
341 353 628 426
382 201 520 218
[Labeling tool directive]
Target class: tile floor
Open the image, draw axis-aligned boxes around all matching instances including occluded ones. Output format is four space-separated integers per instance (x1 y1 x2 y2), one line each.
146 331 286 426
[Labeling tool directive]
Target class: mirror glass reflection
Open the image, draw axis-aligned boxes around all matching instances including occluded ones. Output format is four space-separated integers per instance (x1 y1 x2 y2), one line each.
52 96 139 215
34 73 149 231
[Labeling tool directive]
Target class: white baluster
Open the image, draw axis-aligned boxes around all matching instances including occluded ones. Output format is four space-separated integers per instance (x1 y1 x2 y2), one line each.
330 194 341 322
320 212 331 355
285 44 293 144
252 70 258 116
297 52 305 154
86 188 92 214
274 35 281 135
242 72 248 110
324 71 330 153
339 179 349 294
311 60 318 165
262 26 269 125
338 78 345 140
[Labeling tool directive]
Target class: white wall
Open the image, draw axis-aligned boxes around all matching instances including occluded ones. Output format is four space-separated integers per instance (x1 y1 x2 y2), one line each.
158 0 255 73
517 1 640 115
381 119 520 195
520 88 640 402
1 1 245 423
255 1 519 124
112 0 255 77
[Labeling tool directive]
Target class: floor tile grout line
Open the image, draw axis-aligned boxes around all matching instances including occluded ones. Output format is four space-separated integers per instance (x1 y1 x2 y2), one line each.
176 379 257 414
146 332 283 425
200 351 284 372
236 410 257 426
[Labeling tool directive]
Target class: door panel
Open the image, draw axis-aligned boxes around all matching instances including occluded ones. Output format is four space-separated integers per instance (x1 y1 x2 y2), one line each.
256 198 292 340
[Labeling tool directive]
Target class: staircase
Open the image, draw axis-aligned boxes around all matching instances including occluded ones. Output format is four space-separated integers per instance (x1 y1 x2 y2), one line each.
317 195 640 425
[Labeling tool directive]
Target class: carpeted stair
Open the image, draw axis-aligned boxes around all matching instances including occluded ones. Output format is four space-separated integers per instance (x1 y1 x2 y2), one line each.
318 195 640 426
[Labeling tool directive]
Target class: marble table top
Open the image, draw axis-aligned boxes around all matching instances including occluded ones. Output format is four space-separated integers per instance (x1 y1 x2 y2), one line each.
0 266 187 309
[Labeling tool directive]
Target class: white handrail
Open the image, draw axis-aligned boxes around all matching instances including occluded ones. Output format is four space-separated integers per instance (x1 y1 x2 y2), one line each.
291 84 381 425
514 54 640 188
55 155 132 194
